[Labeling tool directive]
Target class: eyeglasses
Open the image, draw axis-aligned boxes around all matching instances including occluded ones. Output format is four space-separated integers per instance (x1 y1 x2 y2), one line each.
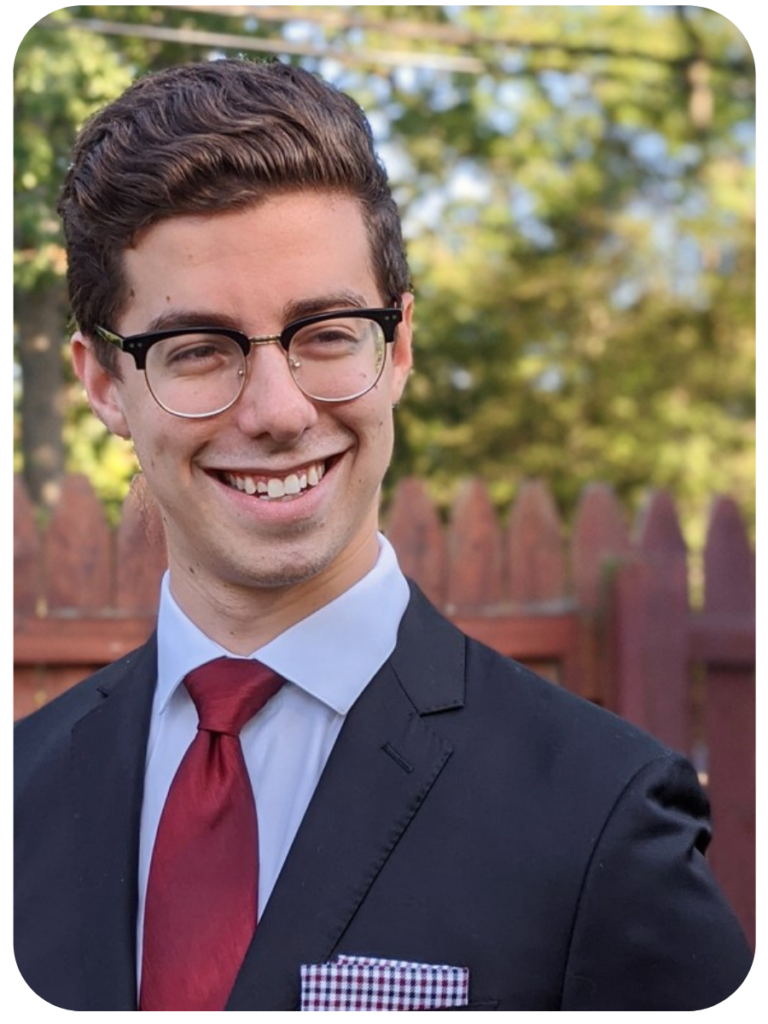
95 307 403 419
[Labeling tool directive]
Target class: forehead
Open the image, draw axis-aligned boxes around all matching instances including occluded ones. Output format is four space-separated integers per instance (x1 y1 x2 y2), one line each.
119 192 378 332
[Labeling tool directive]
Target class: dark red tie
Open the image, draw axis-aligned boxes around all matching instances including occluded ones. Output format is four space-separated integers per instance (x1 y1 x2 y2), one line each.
140 657 283 1011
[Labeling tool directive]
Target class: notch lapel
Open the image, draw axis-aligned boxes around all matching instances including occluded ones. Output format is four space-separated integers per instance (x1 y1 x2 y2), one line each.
70 638 156 1010
227 585 466 1010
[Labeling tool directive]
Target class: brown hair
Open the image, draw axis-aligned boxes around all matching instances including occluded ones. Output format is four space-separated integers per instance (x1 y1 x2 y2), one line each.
58 58 410 372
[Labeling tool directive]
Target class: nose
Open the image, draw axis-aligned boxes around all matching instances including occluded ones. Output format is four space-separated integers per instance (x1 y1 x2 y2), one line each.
231 340 319 442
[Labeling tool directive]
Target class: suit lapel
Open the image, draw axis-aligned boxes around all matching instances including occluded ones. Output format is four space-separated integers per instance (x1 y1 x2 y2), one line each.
70 638 157 1010
227 585 465 1010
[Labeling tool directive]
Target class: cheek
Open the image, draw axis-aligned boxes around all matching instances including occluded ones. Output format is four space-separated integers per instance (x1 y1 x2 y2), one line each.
358 402 393 440
342 405 394 481
129 417 184 476
369 413 395 466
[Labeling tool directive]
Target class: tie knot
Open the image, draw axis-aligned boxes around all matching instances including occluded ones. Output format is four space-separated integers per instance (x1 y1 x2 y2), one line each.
184 657 283 736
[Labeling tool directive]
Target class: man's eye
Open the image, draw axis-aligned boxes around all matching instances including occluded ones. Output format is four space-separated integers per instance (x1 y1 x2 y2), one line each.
158 335 238 372
169 343 219 362
308 327 353 342
294 324 362 352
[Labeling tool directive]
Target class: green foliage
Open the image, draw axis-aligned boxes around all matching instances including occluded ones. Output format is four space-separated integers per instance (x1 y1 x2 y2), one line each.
376 5 755 544
14 16 134 289
14 5 755 542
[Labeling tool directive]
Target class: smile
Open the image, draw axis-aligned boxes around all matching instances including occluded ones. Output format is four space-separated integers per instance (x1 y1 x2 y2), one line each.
219 460 328 500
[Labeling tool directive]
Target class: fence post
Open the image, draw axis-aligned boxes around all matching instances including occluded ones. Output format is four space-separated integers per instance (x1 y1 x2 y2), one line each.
384 477 446 607
571 483 629 705
446 478 502 611
505 480 566 605
14 476 42 616
702 496 755 949
14 477 44 720
609 491 689 754
45 473 112 612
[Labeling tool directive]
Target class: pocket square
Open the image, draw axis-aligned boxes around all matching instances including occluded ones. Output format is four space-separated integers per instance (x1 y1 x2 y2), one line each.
300 955 469 1011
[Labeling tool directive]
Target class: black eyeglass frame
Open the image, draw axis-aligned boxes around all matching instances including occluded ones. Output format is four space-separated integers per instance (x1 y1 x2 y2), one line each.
94 307 404 371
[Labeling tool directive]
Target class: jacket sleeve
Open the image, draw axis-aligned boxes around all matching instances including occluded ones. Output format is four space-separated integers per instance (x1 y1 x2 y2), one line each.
561 752 753 1010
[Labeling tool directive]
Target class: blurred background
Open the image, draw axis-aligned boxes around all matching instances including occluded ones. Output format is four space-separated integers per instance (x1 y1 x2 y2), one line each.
13 4 755 550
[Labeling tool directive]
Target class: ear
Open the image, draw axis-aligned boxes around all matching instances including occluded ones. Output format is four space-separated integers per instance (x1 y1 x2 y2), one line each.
71 332 132 439
390 292 414 405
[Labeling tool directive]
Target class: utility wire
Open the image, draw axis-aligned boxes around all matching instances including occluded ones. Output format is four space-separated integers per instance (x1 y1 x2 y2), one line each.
39 9 752 77
38 15 486 75
169 4 752 73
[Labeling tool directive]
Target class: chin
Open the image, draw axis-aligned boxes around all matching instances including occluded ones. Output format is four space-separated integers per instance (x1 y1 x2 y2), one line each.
234 561 327 590
221 539 345 592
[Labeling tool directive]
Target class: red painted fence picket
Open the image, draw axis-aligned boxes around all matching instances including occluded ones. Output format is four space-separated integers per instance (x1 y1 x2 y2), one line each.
700 496 755 946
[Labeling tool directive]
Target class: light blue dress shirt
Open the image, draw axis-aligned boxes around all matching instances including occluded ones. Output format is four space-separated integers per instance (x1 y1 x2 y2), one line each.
136 535 410 983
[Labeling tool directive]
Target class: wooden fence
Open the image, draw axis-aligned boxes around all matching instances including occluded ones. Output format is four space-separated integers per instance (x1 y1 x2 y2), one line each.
14 472 755 948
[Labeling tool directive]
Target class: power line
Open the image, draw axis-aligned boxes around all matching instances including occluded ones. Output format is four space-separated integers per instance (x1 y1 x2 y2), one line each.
39 15 487 76
169 5 752 74
38 8 753 79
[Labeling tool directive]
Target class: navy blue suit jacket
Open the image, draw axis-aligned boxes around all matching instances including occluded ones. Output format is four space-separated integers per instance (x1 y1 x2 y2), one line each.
15 584 752 1010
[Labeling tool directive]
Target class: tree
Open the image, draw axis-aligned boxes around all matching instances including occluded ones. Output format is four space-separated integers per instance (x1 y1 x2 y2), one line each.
361 5 754 540
14 5 754 543
14 16 134 507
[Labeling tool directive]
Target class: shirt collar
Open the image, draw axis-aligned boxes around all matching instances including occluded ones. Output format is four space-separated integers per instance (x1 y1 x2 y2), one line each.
156 534 409 716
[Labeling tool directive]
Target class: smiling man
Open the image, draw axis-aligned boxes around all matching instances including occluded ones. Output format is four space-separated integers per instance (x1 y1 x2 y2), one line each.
14 59 752 1012
76 193 411 647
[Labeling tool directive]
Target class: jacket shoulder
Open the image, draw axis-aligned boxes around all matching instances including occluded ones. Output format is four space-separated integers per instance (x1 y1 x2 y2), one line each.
14 637 156 785
468 631 668 755
400 580 672 780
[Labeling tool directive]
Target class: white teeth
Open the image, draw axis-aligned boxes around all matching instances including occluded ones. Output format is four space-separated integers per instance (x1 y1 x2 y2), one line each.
223 460 328 500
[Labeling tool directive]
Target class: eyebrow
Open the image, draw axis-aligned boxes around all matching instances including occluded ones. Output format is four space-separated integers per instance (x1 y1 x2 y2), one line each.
143 310 242 334
141 291 376 336
281 290 372 322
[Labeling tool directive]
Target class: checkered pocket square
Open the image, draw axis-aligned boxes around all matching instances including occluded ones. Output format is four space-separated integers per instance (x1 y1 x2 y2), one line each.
300 955 470 1010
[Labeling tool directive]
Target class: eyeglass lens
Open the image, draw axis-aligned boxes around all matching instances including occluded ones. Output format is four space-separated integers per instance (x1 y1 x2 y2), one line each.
144 316 387 417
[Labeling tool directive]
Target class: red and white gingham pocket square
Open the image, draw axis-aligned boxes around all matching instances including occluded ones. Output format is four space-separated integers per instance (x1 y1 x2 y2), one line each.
300 955 470 1011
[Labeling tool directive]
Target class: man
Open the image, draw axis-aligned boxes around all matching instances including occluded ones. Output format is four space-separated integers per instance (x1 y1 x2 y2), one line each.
15 59 752 1012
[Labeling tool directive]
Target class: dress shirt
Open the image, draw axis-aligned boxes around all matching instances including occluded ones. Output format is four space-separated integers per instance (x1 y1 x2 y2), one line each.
136 535 409 987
